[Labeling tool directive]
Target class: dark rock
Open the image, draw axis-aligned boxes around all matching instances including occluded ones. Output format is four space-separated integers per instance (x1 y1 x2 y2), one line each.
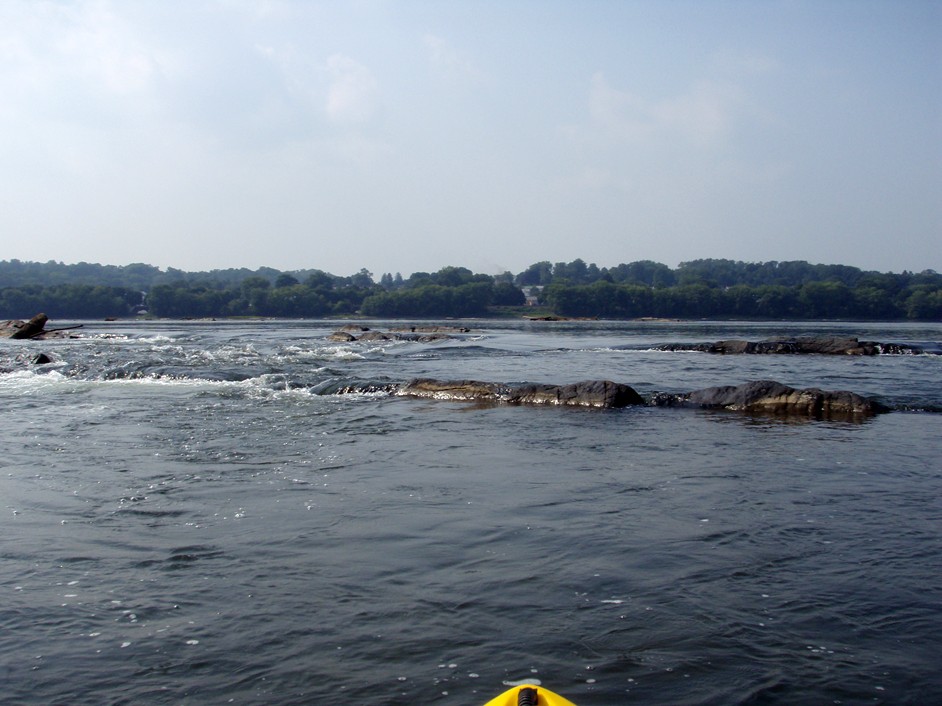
32 353 53 365
398 378 509 402
393 332 453 342
651 379 886 419
389 325 471 333
354 375 884 420
327 327 456 343
656 336 923 355
357 330 393 342
3 313 49 339
2 315 82 339
507 380 645 407
397 378 644 408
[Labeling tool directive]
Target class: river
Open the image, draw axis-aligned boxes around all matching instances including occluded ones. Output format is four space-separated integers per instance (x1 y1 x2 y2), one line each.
1 319 940 705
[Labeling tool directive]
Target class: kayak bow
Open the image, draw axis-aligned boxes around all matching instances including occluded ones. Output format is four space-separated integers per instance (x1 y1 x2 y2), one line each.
483 684 578 706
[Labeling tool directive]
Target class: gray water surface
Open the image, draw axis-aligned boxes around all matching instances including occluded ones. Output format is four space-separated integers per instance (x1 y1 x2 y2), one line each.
2 320 940 705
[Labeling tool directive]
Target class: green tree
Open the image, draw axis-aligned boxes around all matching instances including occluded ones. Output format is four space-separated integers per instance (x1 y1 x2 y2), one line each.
798 281 853 318
516 261 553 286
492 282 525 306
274 273 300 288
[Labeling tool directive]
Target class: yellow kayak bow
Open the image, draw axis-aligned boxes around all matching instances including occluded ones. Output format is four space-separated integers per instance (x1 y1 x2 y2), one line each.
482 684 578 706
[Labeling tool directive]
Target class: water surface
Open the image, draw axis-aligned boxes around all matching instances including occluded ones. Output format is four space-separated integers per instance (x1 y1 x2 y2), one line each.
1 320 940 705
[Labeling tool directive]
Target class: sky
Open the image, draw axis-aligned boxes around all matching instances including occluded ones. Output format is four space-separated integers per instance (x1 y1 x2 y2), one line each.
1 0 940 279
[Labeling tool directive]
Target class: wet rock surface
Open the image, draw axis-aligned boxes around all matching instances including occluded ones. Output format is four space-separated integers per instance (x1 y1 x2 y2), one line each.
651 379 886 419
397 378 645 408
380 377 886 419
2 313 49 339
655 335 924 355
1 314 83 340
327 325 464 343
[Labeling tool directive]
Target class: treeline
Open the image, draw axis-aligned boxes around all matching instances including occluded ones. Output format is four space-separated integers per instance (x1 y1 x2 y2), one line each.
532 258 942 320
544 280 942 320
0 265 525 319
0 284 145 319
0 259 375 291
1 258 940 320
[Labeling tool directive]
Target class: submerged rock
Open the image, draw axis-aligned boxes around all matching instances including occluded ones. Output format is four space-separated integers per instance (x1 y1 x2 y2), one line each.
651 379 886 419
327 381 401 395
656 336 924 355
397 378 644 408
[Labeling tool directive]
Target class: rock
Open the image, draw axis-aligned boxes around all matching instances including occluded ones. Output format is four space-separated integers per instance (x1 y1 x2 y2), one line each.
507 380 645 407
347 375 884 420
327 327 457 343
397 378 644 408
651 379 886 419
357 330 393 341
2 315 82 339
388 325 471 333
32 353 53 365
398 378 508 402
328 381 401 395
393 332 453 342
3 313 49 339
656 336 923 355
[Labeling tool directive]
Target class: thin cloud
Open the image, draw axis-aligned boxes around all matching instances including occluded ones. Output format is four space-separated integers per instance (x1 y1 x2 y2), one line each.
0 1 163 108
60 2 156 94
653 80 744 146
424 34 483 83
587 73 654 142
586 72 743 148
325 54 378 123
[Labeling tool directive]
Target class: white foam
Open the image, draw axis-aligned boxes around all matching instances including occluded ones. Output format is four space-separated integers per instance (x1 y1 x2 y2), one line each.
0 369 68 394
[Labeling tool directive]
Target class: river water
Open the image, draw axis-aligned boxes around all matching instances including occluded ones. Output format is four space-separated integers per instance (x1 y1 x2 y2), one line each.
1 319 940 705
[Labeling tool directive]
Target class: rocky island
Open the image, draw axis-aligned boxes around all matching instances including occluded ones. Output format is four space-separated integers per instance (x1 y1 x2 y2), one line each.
331 376 887 421
655 335 925 355
1 313 82 340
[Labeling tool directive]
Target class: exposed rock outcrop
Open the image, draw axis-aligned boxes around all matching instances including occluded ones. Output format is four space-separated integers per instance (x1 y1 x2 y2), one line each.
389 325 471 333
656 336 923 355
327 326 459 343
650 379 886 419
2 313 49 339
1 314 82 340
334 375 887 420
397 378 645 408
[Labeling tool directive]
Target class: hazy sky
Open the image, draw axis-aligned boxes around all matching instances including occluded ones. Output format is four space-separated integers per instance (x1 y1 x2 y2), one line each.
2 0 940 278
